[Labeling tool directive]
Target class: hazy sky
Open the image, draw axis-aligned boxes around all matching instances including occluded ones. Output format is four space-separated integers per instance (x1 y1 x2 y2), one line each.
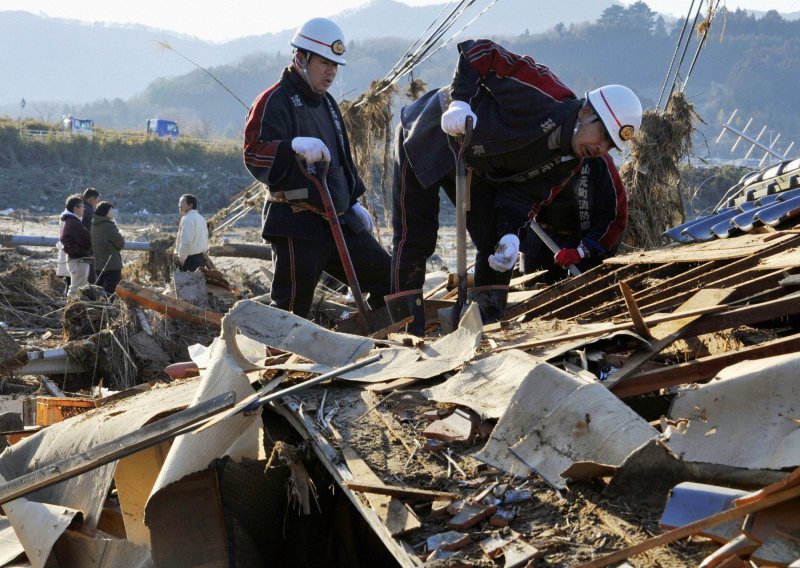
2 0 799 42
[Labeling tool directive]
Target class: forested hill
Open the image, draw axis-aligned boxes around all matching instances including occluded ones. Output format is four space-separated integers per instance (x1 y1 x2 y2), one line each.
51 5 800 157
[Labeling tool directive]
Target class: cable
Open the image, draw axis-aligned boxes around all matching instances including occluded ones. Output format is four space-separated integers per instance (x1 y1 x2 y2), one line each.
665 0 706 106
657 0 696 111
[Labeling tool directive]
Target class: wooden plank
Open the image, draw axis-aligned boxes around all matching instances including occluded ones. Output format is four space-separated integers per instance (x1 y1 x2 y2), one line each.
116 282 222 327
493 303 730 353
508 271 546 289
505 264 628 320
618 281 651 339
605 232 796 264
681 291 800 336
602 288 734 389
343 481 459 502
611 331 800 398
575 480 800 568
330 427 422 536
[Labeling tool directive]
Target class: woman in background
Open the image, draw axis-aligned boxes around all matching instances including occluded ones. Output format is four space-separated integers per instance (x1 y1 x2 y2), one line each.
91 201 124 295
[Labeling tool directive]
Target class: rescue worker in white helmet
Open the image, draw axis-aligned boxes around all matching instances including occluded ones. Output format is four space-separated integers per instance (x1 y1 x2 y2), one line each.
243 17 391 320
386 39 642 334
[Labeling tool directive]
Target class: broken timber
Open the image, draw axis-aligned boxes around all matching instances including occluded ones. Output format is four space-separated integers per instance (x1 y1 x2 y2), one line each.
116 282 223 326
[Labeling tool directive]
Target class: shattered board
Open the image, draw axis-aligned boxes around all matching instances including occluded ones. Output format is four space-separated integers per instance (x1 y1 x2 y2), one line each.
420 349 543 420
665 352 800 471
476 362 658 488
261 303 483 383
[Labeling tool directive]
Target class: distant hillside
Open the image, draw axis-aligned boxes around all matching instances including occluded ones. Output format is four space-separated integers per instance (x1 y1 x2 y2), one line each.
0 0 617 108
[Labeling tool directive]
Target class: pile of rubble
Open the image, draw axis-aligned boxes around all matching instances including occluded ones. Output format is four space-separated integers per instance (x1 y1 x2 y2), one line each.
0 184 797 566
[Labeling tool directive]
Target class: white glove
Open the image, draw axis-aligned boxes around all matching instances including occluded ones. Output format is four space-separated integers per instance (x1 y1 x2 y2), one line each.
488 234 520 272
291 137 331 163
440 100 477 136
352 202 373 232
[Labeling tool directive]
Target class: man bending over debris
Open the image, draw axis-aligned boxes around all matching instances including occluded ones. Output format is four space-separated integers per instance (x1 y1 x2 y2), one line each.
175 193 209 272
387 39 642 333
520 155 627 283
60 194 92 297
243 17 391 320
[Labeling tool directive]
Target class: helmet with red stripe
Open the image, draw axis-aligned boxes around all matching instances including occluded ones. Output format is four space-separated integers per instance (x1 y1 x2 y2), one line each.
586 85 642 150
291 18 347 66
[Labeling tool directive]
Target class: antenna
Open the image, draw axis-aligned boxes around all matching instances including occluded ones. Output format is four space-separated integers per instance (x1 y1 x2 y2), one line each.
716 109 795 167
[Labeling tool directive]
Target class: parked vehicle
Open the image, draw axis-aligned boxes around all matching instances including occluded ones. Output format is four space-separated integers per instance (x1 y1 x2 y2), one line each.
146 119 179 139
61 115 94 136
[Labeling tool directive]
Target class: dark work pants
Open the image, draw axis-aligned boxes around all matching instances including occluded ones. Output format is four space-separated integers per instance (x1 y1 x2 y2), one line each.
390 130 511 293
96 269 122 295
180 253 207 272
268 225 391 320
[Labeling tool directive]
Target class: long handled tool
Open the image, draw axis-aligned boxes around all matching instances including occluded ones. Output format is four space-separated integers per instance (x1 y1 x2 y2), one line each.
528 219 581 277
438 116 474 334
296 157 388 335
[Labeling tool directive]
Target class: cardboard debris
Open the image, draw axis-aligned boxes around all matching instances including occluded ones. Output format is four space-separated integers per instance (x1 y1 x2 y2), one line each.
477 361 658 488
665 353 800 472
261 302 483 383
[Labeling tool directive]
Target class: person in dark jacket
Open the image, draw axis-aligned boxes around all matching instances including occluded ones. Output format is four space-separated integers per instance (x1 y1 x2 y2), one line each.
81 187 101 285
520 155 627 283
60 194 92 297
387 39 642 332
243 17 390 320
91 201 124 295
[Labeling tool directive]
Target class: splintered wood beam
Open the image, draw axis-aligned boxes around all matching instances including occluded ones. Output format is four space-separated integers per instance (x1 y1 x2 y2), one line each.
575 481 800 568
602 288 734 389
344 481 459 502
611 331 800 398
618 281 651 339
116 282 223 327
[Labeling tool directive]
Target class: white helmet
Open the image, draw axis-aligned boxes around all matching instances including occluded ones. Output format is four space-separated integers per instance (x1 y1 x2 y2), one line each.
586 85 642 150
290 17 347 66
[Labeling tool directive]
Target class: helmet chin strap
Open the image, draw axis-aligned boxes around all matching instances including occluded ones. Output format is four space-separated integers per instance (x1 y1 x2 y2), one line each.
294 51 321 93
572 102 599 141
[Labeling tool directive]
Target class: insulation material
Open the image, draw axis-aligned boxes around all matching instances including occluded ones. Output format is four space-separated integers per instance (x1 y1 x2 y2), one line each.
476 362 658 488
0 518 23 567
421 349 542 419
3 500 81 568
225 300 373 366
665 353 800 471
146 323 263 512
0 378 201 527
260 303 483 384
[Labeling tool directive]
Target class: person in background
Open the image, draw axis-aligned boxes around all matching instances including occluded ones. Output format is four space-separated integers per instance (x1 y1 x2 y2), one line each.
91 201 124 295
242 17 390 320
387 38 642 332
60 194 92 297
520 155 627 283
81 187 101 285
175 193 209 272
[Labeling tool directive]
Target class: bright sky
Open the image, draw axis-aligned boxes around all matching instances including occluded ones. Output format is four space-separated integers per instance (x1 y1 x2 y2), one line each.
2 0 799 42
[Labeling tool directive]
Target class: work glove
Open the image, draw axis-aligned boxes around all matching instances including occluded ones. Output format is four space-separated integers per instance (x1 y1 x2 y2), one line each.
351 202 373 232
291 137 331 163
488 234 520 272
554 247 584 268
441 100 477 136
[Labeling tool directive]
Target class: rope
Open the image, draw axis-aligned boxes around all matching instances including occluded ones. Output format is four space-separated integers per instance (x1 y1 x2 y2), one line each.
656 0 696 111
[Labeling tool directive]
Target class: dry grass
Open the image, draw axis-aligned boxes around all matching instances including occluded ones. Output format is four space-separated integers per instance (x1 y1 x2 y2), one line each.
620 92 701 250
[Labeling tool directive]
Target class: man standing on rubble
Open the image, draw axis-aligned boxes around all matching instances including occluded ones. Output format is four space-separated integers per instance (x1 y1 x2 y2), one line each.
520 155 628 283
386 39 642 333
243 17 391 320
175 194 209 272
60 194 93 297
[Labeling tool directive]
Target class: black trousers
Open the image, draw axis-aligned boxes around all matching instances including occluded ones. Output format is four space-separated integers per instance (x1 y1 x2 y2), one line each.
390 131 511 293
96 269 122 295
180 253 207 272
268 225 391 320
